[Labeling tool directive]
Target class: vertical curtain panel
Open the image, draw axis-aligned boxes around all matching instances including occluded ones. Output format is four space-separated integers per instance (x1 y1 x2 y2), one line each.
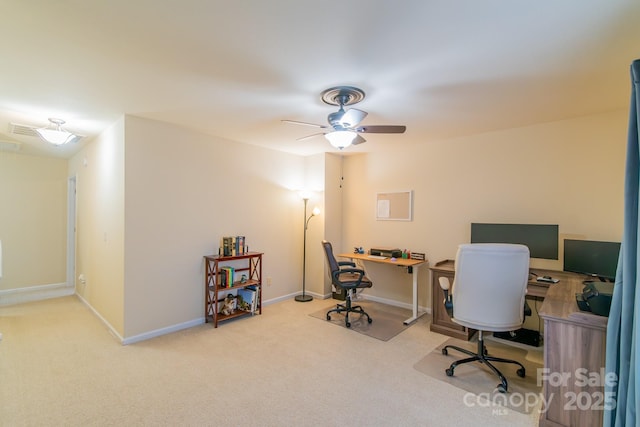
604 59 640 427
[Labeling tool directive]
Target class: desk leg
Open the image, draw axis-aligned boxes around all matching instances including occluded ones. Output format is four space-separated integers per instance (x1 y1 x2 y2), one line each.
403 266 421 325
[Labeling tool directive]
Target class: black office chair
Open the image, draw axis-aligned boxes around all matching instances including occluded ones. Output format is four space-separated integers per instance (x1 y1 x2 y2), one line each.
438 243 530 393
322 240 373 328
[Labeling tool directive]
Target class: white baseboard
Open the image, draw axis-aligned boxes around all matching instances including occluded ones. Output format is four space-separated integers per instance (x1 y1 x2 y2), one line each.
362 293 431 314
75 293 205 346
121 318 205 345
75 293 125 343
319 291 431 314
0 282 74 306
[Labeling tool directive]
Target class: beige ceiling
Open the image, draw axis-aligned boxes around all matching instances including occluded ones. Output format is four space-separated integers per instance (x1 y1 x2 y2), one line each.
1 1 639 158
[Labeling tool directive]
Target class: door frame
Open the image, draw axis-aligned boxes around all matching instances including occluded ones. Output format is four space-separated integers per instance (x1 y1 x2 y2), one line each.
67 175 77 289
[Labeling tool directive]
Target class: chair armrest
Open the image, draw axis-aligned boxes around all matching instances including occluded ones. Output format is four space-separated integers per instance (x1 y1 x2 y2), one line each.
333 268 365 286
438 277 454 318
338 261 356 268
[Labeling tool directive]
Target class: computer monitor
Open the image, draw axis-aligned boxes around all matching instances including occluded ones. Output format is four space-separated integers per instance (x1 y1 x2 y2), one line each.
470 223 559 260
563 239 621 281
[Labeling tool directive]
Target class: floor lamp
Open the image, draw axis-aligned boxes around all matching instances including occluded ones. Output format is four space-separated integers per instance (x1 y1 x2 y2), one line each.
295 197 320 302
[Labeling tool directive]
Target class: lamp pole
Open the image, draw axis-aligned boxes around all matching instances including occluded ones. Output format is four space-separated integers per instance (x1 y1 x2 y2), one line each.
295 197 316 302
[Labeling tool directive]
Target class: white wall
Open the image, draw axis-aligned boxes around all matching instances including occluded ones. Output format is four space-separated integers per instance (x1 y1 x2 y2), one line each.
69 118 126 335
321 153 345 295
0 153 68 291
122 116 308 339
341 110 627 311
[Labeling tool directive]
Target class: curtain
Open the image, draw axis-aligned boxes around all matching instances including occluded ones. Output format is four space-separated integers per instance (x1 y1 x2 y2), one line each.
604 59 640 427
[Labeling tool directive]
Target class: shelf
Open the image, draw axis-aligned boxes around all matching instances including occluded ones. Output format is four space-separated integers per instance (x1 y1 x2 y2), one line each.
204 252 261 262
204 252 263 328
208 279 259 292
210 309 255 323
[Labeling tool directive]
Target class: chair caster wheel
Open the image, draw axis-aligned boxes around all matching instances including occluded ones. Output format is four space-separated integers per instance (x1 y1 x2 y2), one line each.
517 368 526 378
326 314 331 321
442 348 448 356
445 367 454 377
346 322 351 328
367 318 373 324
497 384 507 393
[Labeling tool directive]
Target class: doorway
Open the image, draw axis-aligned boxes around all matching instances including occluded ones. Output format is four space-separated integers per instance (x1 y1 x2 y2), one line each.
67 176 76 289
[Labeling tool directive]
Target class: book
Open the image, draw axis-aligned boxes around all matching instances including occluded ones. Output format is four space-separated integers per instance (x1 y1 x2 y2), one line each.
220 236 247 256
237 287 257 313
236 236 245 255
221 236 233 256
219 266 234 288
247 285 259 313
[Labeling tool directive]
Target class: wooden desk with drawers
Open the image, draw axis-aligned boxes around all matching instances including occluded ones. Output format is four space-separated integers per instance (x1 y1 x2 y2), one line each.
429 259 549 339
429 259 608 427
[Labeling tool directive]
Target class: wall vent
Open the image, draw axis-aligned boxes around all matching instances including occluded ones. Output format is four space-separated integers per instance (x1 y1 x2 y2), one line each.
9 123 39 137
8 122 85 143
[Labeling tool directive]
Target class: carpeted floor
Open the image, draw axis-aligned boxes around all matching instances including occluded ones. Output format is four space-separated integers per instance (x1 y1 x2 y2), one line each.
0 296 540 426
308 300 415 341
413 337 543 415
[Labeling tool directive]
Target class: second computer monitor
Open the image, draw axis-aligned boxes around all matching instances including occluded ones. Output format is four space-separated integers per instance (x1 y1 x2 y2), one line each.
470 223 559 260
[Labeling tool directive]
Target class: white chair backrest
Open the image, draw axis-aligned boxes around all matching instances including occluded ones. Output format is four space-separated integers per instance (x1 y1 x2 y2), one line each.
452 243 530 331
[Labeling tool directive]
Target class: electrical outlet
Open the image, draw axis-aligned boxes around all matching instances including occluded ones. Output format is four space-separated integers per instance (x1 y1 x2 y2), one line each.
266 277 272 286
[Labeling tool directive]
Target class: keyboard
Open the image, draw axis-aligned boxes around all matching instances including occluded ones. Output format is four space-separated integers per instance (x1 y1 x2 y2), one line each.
367 255 388 260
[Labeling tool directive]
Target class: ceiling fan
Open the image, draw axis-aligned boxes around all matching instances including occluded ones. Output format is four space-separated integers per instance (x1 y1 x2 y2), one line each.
282 86 406 149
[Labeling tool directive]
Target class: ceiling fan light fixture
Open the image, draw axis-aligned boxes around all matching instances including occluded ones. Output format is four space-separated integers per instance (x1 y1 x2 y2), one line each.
35 118 76 145
325 130 357 149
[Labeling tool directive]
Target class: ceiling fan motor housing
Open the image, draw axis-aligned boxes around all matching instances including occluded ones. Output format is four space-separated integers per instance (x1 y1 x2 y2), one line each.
320 86 366 107
328 109 347 129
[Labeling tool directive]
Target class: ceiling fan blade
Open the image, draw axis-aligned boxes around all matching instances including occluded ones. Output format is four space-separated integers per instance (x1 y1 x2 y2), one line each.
351 134 366 145
339 109 367 128
296 132 326 141
356 125 406 134
282 119 329 129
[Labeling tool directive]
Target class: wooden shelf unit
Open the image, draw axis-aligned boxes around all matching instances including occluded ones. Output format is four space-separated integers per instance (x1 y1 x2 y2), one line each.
204 252 263 327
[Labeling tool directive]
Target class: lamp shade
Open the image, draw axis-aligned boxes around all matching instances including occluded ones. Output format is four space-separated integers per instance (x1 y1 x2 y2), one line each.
35 118 76 145
324 130 357 149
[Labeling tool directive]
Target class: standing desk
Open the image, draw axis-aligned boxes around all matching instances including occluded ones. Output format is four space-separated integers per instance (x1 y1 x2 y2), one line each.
338 253 428 325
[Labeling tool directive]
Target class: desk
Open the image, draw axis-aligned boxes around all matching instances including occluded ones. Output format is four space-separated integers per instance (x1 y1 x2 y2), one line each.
429 260 553 339
338 253 428 325
538 278 607 427
429 259 607 426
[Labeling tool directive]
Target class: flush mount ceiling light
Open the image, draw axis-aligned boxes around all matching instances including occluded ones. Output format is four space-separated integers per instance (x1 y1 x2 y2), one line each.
35 118 77 145
324 130 357 149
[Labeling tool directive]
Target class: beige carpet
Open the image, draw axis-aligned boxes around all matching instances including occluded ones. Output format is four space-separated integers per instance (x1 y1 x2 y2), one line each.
0 296 540 426
414 337 543 415
309 300 414 341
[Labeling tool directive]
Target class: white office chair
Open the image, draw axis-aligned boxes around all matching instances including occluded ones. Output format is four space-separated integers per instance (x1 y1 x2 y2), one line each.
439 243 530 393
